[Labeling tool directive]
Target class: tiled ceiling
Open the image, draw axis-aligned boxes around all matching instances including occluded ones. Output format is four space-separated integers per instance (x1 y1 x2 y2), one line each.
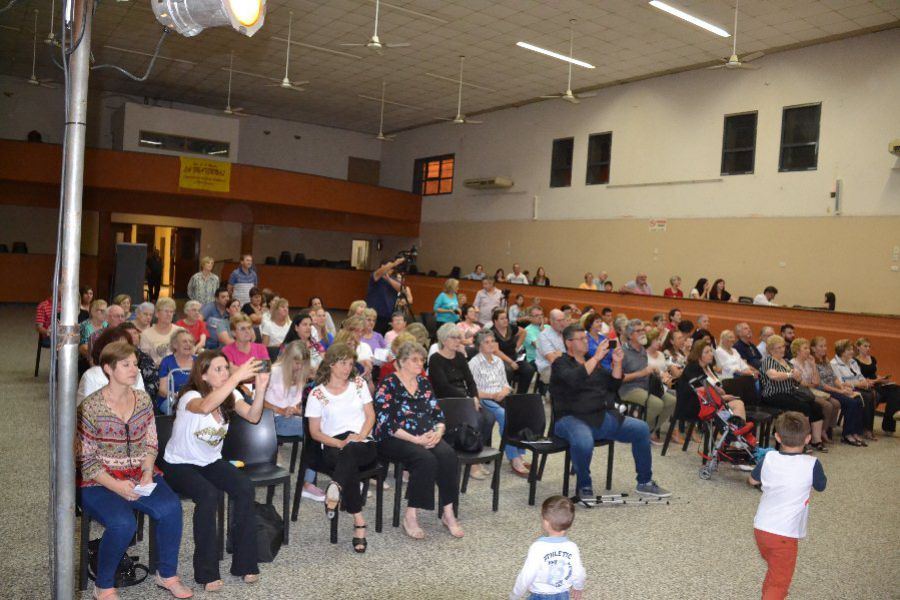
0 0 897 135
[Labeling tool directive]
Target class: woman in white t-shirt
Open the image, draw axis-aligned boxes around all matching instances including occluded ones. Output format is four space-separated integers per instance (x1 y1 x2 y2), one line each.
305 343 378 553
715 329 758 379
260 298 292 355
334 316 375 391
160 352 268 592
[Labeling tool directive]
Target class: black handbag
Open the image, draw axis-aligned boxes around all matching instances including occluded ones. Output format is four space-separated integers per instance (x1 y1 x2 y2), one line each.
445 423 484 453
648 372 665 398
254 502 284 563
87 539 149 588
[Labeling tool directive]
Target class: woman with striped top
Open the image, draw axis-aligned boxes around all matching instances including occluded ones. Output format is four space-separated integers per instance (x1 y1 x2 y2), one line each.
77 341 191 600
759 335 826 451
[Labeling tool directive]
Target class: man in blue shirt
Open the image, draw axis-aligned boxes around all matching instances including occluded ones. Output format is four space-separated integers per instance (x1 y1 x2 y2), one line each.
201 287 230 349
366 256 405 334
227 254 258 306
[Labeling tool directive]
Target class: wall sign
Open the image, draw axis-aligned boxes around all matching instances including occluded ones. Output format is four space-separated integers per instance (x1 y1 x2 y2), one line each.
179 157 231 192
648 219 667 232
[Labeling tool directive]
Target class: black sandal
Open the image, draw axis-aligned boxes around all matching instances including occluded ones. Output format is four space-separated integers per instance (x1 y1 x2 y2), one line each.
811 442 828 453
325 482 341 520
841 437 863 447
352 525 367 553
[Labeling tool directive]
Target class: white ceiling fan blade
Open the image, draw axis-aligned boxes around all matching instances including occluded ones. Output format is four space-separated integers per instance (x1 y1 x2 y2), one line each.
742 51 765 62
706 63 727 70
736 63 759 70
577 91 597 99
462 119 482 124
339 43 366 47
384 43 411 48
541 94 565 99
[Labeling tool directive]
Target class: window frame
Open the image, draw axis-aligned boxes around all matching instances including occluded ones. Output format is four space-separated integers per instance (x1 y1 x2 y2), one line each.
585 132 613 185
549 137 575 188
720 111 758 176
412 153 455 196
138 130 230 158
778 103 821 173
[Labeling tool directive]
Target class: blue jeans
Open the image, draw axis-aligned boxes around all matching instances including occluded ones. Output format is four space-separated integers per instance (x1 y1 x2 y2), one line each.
530 592 570 600
481 399 525 461
79 476 183 588
274 415 316 484
554 412 652 492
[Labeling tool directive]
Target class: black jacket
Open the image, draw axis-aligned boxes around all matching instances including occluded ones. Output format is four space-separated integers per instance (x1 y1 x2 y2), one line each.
550 354 622 428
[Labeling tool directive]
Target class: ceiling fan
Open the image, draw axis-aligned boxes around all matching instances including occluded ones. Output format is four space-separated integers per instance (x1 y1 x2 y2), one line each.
707 0 764 70
541 20 596 104
28 10 58 88
436 56 482 125
375 80 395 141
266 11 309 92
44 0 58 46
224 52 248 117
340 0 410 56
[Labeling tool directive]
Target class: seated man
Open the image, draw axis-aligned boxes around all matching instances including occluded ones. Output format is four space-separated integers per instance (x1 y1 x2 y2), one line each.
733 322 763 371
619 273 653 295
535 309 567 384
753 285 779 306
757 326 775 358
35 292 58 348
551 324 671 500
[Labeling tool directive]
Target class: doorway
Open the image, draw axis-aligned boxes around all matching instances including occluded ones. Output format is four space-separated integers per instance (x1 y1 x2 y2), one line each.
110 222 201 300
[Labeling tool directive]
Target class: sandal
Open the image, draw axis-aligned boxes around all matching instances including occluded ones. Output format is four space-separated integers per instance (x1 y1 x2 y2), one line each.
92 588 119 600
400 518 425 540
811 442 828 453
440 515 464 538
352 524 368 553
204 580 224 593
155 575 193 599
242 574 259 584
841 437 863 447
325 481 341 520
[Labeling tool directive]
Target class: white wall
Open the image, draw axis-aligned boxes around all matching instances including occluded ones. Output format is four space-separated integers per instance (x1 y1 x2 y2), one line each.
381 30 900 222
116 103 241 161
253 224 413 268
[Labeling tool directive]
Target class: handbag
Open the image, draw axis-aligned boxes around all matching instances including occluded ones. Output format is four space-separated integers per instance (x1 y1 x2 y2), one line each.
87 539 149 588
254 502 284 563
648 372 665 398
444 423 484 453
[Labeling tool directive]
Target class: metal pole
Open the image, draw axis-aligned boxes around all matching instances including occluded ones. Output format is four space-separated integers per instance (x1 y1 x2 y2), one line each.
53 0 92 596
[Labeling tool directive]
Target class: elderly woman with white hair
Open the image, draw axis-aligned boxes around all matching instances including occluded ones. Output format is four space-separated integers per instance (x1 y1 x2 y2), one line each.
132 301 155 332
140 298 184 367
176 300 209 354
187 256 220 306
618 318 677 444
715 330 757 379
157 329 197 413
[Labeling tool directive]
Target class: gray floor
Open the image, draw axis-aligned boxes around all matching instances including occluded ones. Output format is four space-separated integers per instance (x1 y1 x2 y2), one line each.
1 304 898 600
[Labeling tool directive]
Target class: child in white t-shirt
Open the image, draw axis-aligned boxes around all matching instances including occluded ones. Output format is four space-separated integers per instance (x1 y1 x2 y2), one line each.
748 411 827 600
511 496 586 600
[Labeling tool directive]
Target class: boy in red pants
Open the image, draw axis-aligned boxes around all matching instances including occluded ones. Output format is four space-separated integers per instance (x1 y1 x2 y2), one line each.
748 412 827 600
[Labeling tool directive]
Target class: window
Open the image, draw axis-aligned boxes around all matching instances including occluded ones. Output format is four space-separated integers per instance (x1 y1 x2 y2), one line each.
138 131 230 157
779 103 821 172
550 137 574 188
585 133 612 185
413 154 454 196
721 112 757 175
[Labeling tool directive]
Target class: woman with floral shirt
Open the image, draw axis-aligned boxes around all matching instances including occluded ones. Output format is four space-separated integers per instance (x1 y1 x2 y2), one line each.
375 341 463 540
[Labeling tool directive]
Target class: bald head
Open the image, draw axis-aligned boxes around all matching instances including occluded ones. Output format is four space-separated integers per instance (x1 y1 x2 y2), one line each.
548 309 567 333
106 304 126 327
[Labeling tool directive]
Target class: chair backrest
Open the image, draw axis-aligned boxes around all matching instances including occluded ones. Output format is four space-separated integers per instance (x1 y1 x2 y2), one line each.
155 415 175 468
222 409 279 467
437 397 480 430
299 416 324 468
264 256 277 265
278 251 292 265
721 374 761 406
11 241 27 253
738 296 753 304
293 252 306 266
503 394 547 439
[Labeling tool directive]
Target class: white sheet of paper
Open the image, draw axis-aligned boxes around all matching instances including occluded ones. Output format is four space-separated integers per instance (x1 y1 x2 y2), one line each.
133 482 157 497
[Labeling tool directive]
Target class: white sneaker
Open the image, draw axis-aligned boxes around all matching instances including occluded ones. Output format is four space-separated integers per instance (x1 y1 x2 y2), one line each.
301 486 326 502
731 463 754 472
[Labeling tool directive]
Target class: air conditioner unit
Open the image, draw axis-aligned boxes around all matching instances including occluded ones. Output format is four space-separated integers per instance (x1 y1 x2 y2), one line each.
890 139 900 157
464 176 514 190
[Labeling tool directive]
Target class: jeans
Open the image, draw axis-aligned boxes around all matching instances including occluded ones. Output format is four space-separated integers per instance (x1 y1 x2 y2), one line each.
274 415 316 483
79 476 183 589
530 592 570 600
480 399 525 461
554 412 652 492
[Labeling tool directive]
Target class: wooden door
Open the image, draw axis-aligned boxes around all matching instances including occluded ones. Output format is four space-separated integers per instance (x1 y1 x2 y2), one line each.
172 227 201 298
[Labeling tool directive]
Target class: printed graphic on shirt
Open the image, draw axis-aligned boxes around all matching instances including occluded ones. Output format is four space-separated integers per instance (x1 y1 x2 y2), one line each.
194 425 227 447
544 550 573 589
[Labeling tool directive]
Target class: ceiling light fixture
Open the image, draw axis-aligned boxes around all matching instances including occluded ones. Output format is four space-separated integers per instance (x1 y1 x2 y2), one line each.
648 1 730 38
515 41 594 69
151 0 266 37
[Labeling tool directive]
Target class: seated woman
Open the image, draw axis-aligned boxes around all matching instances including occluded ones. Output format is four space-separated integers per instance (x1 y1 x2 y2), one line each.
645 329 673 391
708 278 732 302
222 314 269 367
830 339 879 441
77 341 192 600
112 293 133 321
489 307 535 394
584 313 613 372
375 341 463 539
133 302 155 333
77 326 147 405
384 311 407 347
578 273 598 290
854 337 900 436
427 323 496 480
457 304 482 349
811 336 866 446
689 278 710 300
176 300 209 354
674 340 747 447
120 322 160 399
662 330 686 381
760 335 827 451
715 330 758 379
78 285 93 323
140 298 184 368
305 343 379 552
158 330 197 414
507 294 526 324
532 266 550 287
361 308 387 354
308 296 337 338
79 299 108 366
311 307 335 351
241 287 266 326
334 316 374 387
791 338 840 442
377 332 417 385
265 341 325 501
282 310 324 370
260 297 292 359
347 300 368 317
434 279 461 325
468 330 529 477
160 352 267 591
618 319 677 444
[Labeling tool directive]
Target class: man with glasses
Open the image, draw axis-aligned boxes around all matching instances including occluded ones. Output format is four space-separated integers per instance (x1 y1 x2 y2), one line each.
535 309 568 385
550 324 672 501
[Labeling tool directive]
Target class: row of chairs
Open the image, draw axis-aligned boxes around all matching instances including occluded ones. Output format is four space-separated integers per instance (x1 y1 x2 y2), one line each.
0 241 27 253
263 252 353 270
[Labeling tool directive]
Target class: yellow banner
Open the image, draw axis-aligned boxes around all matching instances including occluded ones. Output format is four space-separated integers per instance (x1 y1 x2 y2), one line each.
178 157 231 192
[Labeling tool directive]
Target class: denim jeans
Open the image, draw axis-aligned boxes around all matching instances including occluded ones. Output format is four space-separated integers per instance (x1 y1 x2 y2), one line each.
530 592 570 600
480 399 525 461
554 412 652 491
274 415 316 484
79 476 183 589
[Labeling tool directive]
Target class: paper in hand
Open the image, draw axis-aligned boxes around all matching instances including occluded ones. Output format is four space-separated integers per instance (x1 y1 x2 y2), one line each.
133 482 157 497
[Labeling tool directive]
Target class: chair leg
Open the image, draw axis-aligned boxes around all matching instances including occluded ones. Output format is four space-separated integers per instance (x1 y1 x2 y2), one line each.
460 464 471 494
375 468 384 533
136 512 144 542
291 460 306 522
683 421 695 452
537 452 549 479
662 419 676 456
265 485 275 505
562 451 571 497
392 463 402 528
289 442 299 474
605 443 614 491
491 457 501 512
330 509 339 544
148 518 158 574
282 480 290 545
79 512 90 591
527 456 539 506
34 340 42 378
453 464 462 518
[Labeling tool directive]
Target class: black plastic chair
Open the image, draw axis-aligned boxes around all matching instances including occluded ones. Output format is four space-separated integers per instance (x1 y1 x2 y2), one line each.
78 502 152 590
0 243 7 253
722 376 776 446
738 296 754 304
221 409 292 545
11 241 27 253
277 434 301 473
293 253 306 266
438 397 502 515
661 417 704 456
264 256 277 265
290 418 386 544
499 394 571 505
547 405 615 493
277 251 292 265
35 334 45 377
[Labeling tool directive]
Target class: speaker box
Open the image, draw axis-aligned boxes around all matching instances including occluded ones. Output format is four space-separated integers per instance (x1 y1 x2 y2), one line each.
113 243 148 303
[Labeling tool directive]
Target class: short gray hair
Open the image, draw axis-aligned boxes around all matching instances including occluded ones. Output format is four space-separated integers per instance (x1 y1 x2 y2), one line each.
436 323 462 348
624 318 644 339
184 300 201 312
475 329 495 347
395 341 427 366
613 316 629 337
136 302 155 314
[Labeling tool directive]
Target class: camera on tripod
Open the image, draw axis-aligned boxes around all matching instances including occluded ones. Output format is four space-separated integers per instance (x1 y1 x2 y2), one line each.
394 245 418 273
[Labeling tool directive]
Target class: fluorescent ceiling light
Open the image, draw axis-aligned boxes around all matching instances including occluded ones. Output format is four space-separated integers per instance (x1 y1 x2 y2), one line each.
139 139 162 145
515 42 595 69
649 1 730 38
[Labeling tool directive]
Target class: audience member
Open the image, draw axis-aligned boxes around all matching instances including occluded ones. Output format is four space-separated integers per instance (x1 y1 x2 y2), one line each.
434 278 462 324
489 307 534 393
222 314 269 368
361 308 388 354
823 292 836 311
121 322 160 399
854 337 899 435
663 275 684 298
457 304 483 347
754 286 779 306
494 268 506 282
187 256 220 306
308 297 337 337
602 281 614 292
583 312 612 372
532 266 550 287
597 307 614 336
112 293 133 321
715 330 758 379
465 264 486 280
689 278 710 300
227 254 258 307
140 298 184 367
76 341 191 600
810 336 866 446
147 249 164 302
306 343 379 551
376 341 464 539
474 277 504 325
507 263 529 284
620 273 652 295
87 304 127 363
176 301 209 354
241 287 266 326
334 316 375 386
384 311 407 347
791 338 839 443
708 279 732 302
157 330 197 413
666 308 681 332
77 326 146 405
662 330 686 380
79 299 108 364
579 273 598 290
311 307 335 350
260 297 291 354
780 324 796 360
757 326 775 358
367 257 405 334
160 352 266 591
78 285 94 323
508 293 526 324
619 319 677 444
535 309 567 384
348 300 368 317
651 313 666 331
830 339 878 441
734 322 764 370
35 291 57 348
522 305 544 368
592 271 608 289
551 324 671 500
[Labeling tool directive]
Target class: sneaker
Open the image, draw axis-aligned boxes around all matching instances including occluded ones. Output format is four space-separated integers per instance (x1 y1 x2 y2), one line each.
301 484 326 502
577 487 595 500
635 480 672 498
731 463 754 472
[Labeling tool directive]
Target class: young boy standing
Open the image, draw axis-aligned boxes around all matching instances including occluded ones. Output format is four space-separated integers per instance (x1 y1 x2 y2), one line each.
748 412 827 600
510 496 586 600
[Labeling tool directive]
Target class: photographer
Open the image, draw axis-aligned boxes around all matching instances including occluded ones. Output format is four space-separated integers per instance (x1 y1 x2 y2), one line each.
367 256 406 334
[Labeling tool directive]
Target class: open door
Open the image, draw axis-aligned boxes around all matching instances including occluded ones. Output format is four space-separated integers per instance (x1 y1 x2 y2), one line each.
172 227 201 298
